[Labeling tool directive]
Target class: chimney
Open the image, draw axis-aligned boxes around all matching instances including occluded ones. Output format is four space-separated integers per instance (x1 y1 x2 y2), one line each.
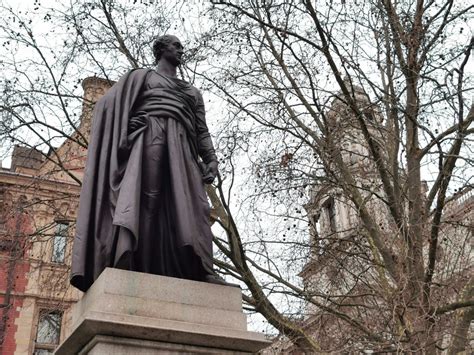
10 145 45 172
79 77 115 133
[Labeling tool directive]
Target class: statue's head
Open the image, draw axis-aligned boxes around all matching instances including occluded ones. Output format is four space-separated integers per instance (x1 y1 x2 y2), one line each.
152 34 183 65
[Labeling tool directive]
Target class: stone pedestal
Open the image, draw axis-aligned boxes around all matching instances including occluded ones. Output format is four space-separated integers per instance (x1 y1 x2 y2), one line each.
55 268 270 354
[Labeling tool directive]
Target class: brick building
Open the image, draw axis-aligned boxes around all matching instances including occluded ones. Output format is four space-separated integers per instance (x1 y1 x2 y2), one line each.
0 77 111 354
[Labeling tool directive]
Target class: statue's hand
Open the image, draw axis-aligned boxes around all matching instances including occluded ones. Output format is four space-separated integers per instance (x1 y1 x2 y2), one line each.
202 160 218 184
129 111 148 133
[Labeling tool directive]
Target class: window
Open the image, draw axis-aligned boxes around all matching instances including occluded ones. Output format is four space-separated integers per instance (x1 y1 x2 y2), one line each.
323 197 337 234
309 212 325 256
34 310 62 354
52 222 68 263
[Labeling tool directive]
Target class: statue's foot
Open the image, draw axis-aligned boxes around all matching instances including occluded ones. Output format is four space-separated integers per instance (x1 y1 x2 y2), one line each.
204 274 240 288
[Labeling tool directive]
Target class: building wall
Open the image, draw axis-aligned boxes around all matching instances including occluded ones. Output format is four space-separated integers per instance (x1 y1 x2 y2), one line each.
295 85 473 353
0 77 112 355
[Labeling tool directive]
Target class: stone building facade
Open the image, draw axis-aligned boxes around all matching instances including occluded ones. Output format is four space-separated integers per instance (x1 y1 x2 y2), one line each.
0 77 111 355
274 84 473 353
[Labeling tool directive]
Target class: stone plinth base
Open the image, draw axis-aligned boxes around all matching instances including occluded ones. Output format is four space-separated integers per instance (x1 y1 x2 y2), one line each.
55 268 270 354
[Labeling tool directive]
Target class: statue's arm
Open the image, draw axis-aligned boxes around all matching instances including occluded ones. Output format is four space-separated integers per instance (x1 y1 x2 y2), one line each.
195 91 218 184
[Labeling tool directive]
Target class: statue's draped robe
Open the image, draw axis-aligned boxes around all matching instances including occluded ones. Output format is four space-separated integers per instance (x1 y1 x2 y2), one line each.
71 69 215 292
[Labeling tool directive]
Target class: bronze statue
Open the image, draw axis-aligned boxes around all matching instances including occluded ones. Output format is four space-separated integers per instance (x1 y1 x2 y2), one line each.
71 35 222 292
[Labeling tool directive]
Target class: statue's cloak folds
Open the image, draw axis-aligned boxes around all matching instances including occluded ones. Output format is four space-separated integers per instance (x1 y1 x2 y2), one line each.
71 69 213 291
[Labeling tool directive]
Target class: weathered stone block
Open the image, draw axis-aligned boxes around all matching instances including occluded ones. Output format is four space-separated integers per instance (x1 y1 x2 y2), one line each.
55 268 270 354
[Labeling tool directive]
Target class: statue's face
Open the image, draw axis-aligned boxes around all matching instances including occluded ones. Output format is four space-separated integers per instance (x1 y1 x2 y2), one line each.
161 35 184 66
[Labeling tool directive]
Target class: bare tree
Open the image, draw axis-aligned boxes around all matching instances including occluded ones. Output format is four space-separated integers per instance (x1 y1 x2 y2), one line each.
194 0 473 352
0 0 473 353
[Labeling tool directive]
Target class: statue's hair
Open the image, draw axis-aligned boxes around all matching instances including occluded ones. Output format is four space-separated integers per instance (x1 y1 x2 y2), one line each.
152 35 178 64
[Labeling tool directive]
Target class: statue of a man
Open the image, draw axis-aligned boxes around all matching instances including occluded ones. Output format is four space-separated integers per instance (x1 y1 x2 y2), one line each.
70 35 221 292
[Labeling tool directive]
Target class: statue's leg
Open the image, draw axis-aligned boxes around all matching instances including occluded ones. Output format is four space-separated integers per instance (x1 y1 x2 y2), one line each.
141 117 167 212
133 117 169 273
